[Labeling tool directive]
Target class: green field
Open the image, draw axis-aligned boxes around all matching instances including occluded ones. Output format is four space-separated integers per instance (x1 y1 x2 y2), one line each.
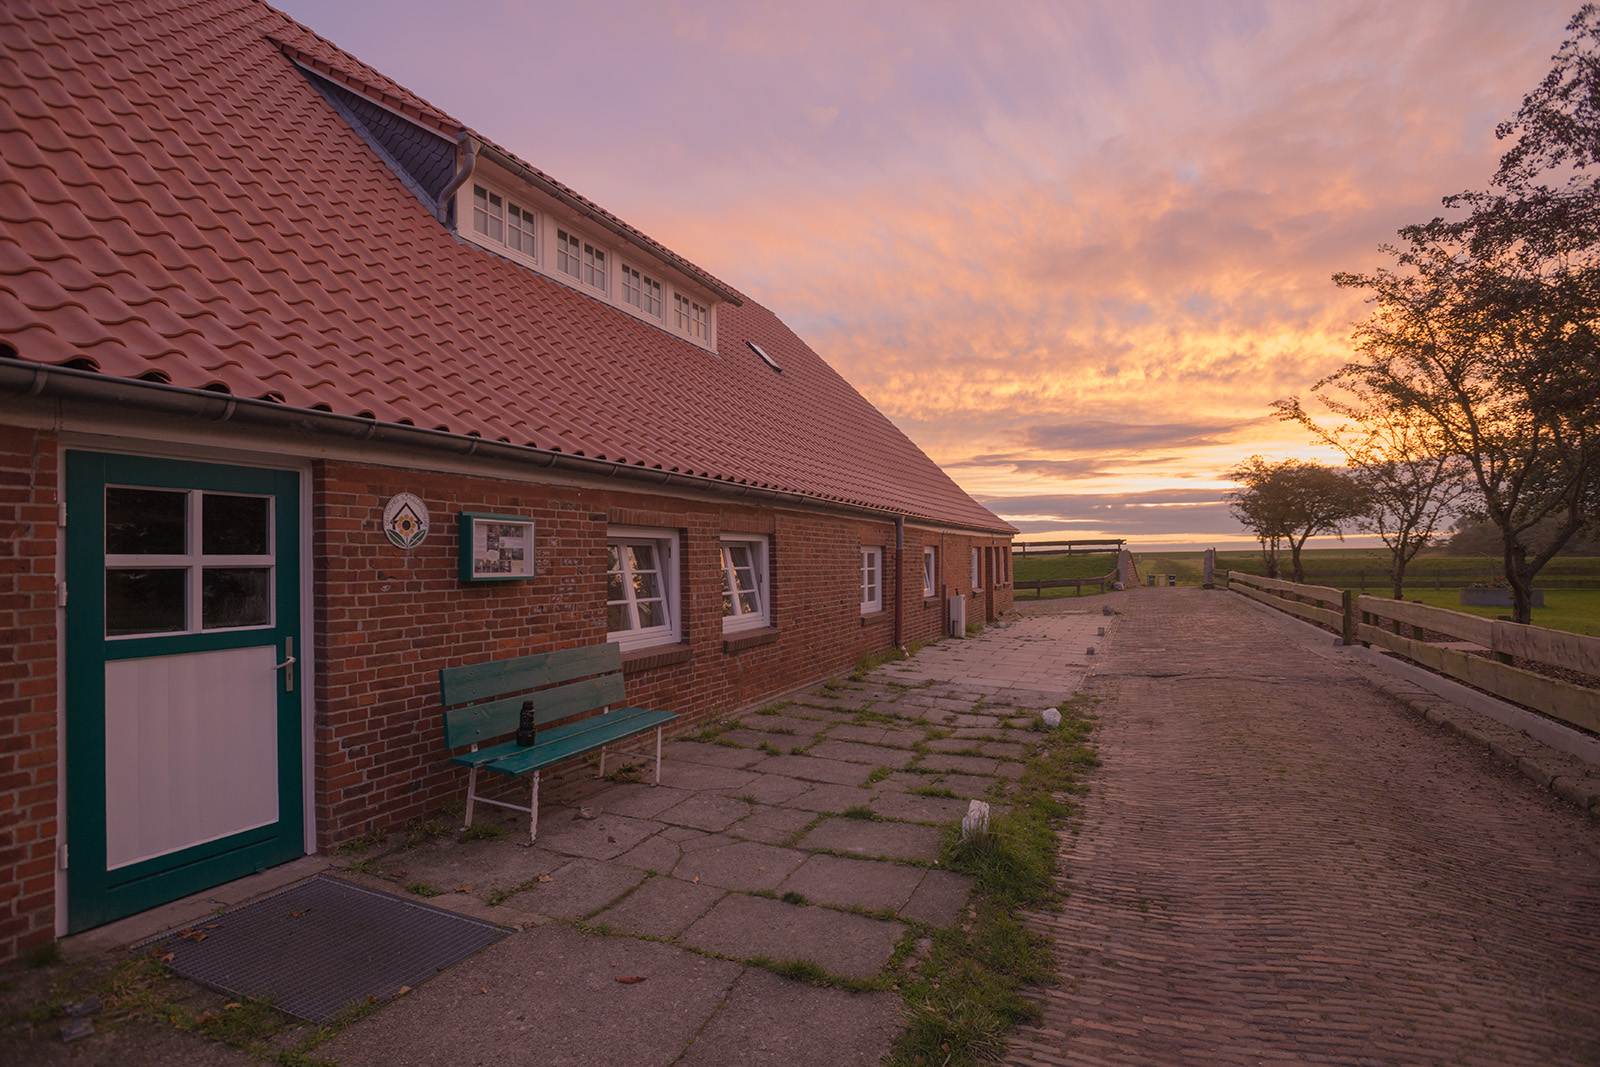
1010 547 1600 636
1011 551 1121 600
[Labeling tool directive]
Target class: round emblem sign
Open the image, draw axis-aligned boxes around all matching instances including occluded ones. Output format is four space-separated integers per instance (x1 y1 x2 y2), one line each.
383 492 430 549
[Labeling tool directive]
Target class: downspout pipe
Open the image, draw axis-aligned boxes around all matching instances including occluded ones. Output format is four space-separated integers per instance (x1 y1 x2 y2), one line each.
894 514 905 655
435 132 477 224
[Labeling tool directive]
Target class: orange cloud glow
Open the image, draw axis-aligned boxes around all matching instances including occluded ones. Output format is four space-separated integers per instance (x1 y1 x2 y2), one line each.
277 0 1578 546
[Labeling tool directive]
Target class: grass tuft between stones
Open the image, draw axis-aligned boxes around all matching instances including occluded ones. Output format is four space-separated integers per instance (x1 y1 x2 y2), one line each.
886 698 1098 1067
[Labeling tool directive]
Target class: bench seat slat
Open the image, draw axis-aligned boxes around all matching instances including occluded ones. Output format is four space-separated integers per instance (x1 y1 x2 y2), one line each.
448 705 667 767
455 707 679 777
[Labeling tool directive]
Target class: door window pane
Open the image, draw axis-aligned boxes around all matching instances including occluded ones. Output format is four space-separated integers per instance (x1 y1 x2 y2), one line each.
106 569 186 635
106 488 186 555
202 568 271 629
202 494 270 555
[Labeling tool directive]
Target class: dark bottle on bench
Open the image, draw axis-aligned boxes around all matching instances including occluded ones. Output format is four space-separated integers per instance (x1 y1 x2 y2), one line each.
516 699 537 746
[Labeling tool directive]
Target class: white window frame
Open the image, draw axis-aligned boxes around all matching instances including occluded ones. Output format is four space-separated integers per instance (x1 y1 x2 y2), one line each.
861 546 883 615
621 263 664 320
922 546 936 598
470 183 539 265
675 293 709 341
972 547 983 591
719 534 769 633
606 525 680 652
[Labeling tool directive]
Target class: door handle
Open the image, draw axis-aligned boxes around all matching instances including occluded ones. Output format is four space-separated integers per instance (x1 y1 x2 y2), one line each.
274 637 295 692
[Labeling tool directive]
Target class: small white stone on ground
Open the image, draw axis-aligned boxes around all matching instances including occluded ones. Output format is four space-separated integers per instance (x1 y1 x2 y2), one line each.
961 800 991 840
1041 708 1062 728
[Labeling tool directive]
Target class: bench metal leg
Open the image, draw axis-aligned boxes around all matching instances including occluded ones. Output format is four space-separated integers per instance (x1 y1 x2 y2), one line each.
597 746 606 779
463 765 479 830
653 726 663 786
530 771 540 844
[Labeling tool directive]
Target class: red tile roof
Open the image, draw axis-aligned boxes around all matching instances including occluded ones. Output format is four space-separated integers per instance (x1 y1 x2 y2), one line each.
0 0 1011 533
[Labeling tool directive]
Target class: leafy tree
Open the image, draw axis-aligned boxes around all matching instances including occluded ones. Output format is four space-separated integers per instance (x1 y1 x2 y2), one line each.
1331 6 1600 623
1272 394 1471 599
1226 456 1366 583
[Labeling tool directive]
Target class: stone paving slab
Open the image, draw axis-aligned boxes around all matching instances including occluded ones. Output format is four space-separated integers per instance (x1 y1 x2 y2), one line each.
748 753 877 785
592 874 726 939
323 923 742 1067
590 782 694 819
778 782 875 813
806 739 917 768
681 894 904 980
675 967 903 1067
658 761 760 791
797 818 945 863
868 791 974 824
900 869 976 926
778 853 923 912
660 741 764 770
739 713 829 735
529 811 662 861
518 857 646 920
655 793 752 832
672 839 808 891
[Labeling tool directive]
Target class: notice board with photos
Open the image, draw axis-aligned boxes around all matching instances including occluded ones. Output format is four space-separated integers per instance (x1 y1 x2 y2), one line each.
458 512 535 581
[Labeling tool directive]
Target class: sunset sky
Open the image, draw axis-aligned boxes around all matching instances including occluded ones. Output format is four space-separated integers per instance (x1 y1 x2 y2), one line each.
275 0 1579 549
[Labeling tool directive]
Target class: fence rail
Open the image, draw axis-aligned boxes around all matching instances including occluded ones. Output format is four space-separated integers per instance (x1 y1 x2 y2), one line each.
1014 569 1119 598
1223 571 1600 735
1250 568 1600 592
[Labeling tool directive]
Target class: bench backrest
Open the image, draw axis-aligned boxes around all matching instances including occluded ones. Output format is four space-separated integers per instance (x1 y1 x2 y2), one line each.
440 643 626 749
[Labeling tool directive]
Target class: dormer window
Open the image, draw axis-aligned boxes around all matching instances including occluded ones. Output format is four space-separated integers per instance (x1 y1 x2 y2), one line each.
622 266 663 319
557 229 606 292
473 185 538 259
453 174 718 352
675 294 709 341
507 203 537 257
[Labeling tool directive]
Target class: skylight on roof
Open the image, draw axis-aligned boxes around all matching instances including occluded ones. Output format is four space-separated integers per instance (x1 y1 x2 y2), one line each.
748 341 781 373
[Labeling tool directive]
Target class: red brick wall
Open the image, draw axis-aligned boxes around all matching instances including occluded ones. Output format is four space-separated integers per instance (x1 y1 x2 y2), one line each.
0 426 58 964
311 460 1011 846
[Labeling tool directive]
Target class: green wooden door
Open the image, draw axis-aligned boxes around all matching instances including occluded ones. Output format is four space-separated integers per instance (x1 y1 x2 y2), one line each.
65 452 304 932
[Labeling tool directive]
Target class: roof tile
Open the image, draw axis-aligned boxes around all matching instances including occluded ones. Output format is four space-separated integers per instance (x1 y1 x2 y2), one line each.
0 0 1009 532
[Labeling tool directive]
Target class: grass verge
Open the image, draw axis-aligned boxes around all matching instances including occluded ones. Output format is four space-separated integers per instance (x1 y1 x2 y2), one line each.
886 698 1097 1067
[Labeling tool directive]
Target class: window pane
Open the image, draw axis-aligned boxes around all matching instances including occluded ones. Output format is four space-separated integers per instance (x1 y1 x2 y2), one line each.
607 571 625 603
732 566 756 594
607 602 628 632
729 545 750 568
608 545 621 571
106 487 186 555
202 567 271 629
738 591 759 614
628 544 656 572
636 600 663 629
202 494 269 555
632 570 660 600
106 568 185 636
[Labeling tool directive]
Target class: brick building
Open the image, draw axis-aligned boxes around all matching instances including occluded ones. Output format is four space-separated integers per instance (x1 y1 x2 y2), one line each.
0 0 1014 960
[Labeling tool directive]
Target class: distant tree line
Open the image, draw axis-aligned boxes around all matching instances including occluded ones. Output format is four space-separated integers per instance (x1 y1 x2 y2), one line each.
1229 5 1600 622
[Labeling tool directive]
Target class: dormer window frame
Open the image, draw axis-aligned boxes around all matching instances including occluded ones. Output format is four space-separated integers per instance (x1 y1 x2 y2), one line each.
471 182 540 268
453 168 718 353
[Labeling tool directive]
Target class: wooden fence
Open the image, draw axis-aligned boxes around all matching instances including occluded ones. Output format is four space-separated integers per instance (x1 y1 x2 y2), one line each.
1265 568 1600 592
1014 568 1120 598
1223 571 1600 735
1013 539 1125 557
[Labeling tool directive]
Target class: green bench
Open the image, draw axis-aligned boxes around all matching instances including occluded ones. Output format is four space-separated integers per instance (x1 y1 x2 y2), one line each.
439 643 679 843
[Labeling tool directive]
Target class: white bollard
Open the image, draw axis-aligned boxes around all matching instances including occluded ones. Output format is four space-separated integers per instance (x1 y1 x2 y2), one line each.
961 799 991 840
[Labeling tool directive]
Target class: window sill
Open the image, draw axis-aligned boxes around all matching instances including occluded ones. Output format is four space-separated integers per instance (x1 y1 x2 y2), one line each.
621 643 691 674
722 627 779 654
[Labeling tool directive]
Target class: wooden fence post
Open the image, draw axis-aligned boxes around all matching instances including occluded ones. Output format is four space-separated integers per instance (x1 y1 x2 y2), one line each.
1341 589 1354 646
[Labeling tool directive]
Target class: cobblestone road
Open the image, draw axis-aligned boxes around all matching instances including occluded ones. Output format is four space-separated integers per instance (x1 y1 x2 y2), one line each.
1005 588 1600 1067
